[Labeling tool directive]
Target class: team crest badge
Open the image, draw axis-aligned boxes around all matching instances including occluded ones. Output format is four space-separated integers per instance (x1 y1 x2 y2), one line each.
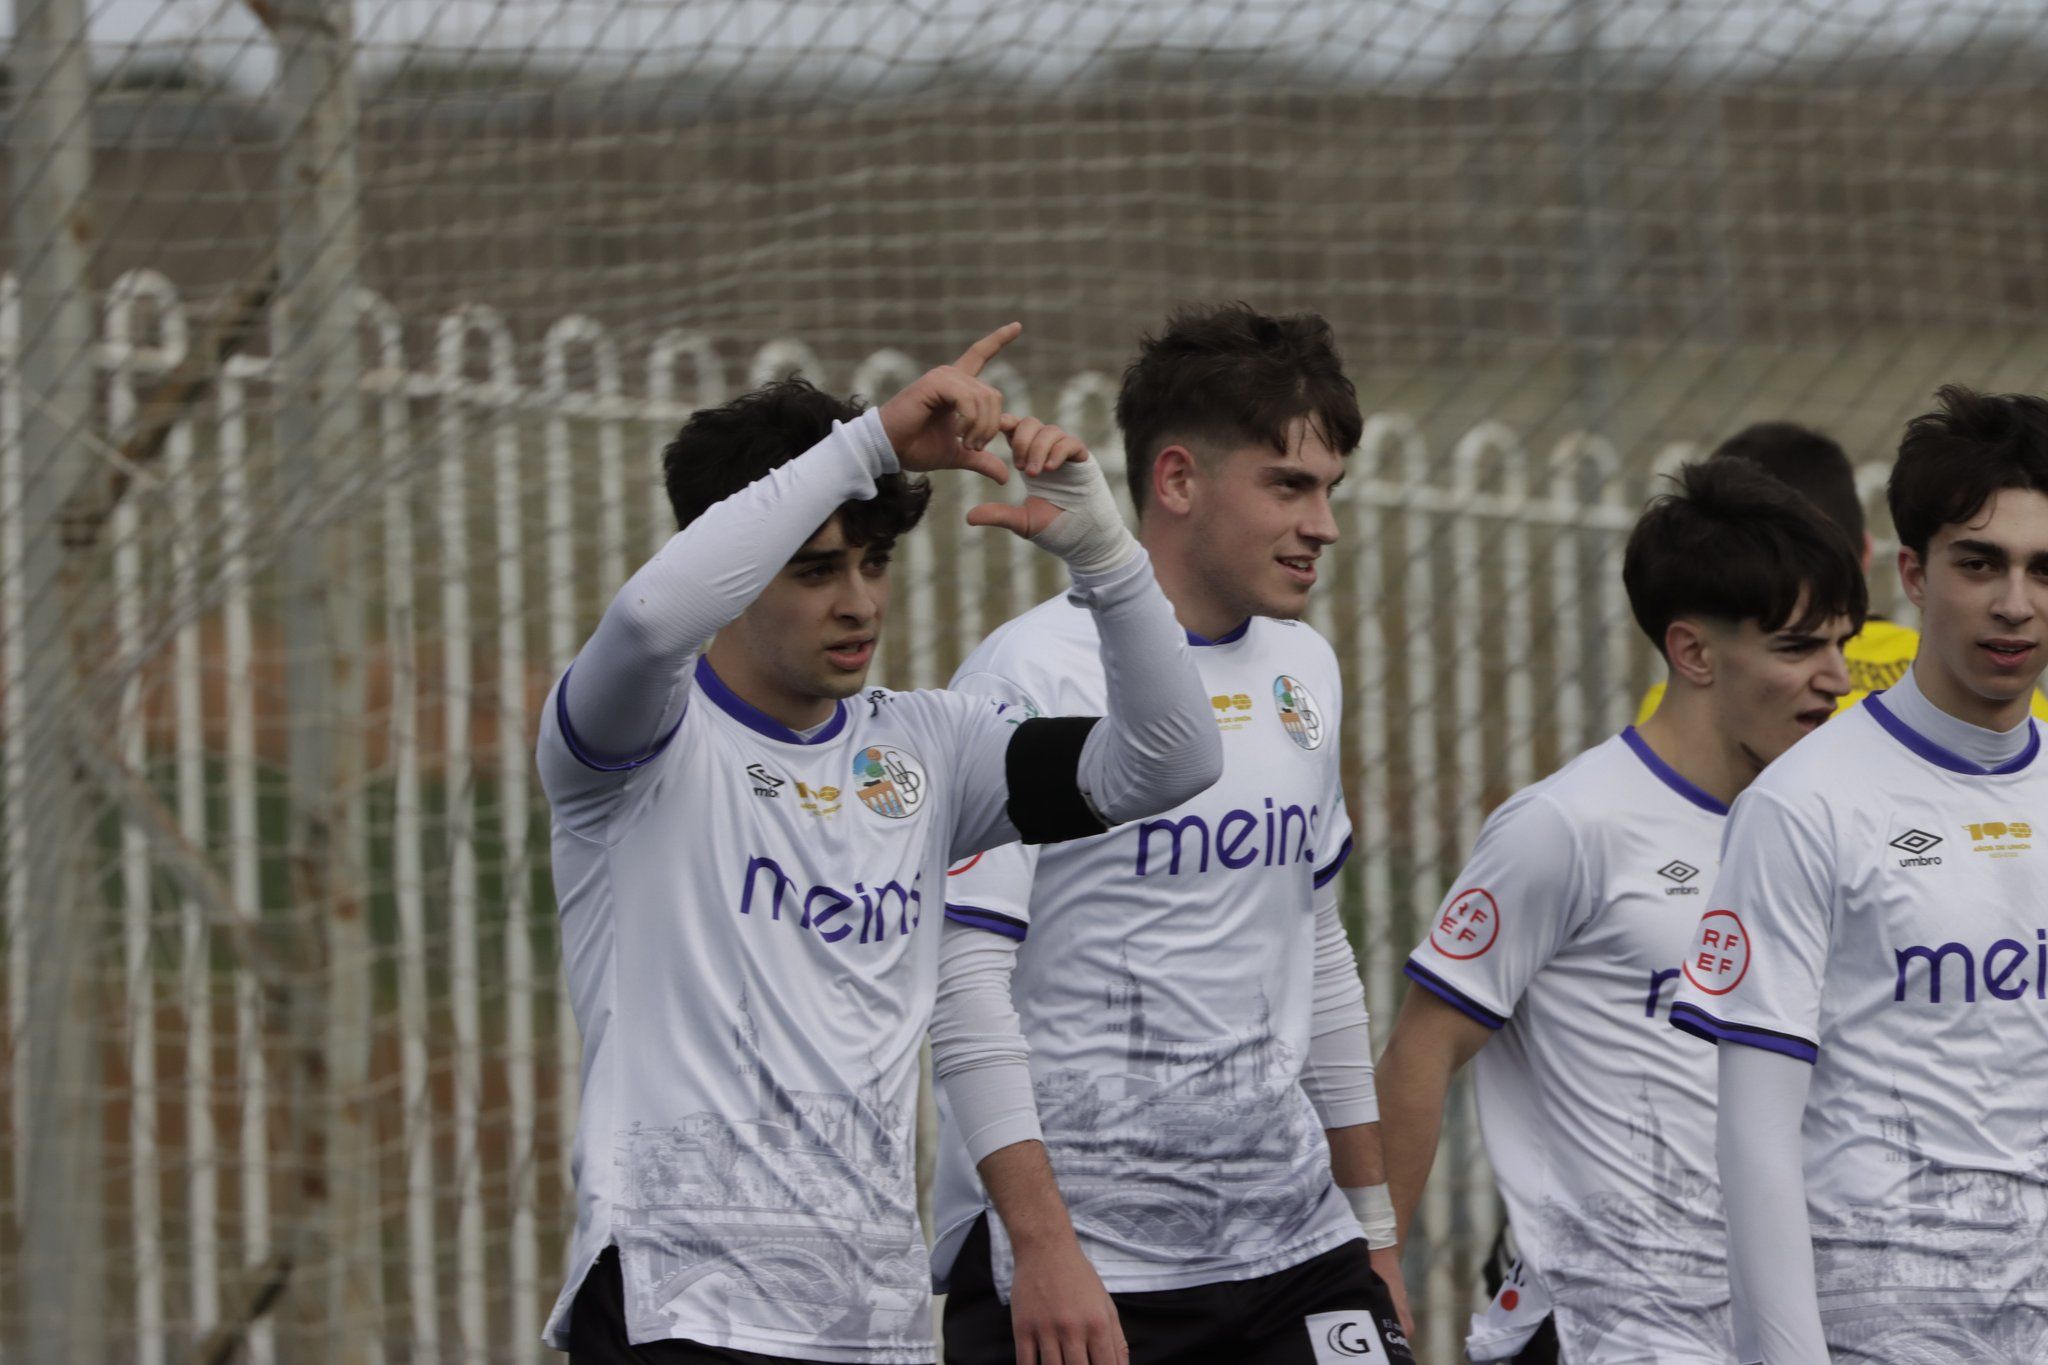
1273 675 1324 750
853 744 926 819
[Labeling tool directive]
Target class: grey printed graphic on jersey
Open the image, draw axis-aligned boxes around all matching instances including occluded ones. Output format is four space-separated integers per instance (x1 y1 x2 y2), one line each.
1810 1085 2048 1364
1536 1078 1733 1360
1028 951 1327 1253
614 991 925 1350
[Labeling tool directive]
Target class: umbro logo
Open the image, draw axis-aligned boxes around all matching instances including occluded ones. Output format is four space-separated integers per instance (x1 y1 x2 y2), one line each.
1890 828 1943 867
1657 860 1701 896
746 763 786 799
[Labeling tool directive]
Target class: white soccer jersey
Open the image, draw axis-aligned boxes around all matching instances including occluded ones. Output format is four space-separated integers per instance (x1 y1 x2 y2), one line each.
930 603 1359 1295
538 656 1030 1362
1671 698 2048 1362
1404 729 1737 1364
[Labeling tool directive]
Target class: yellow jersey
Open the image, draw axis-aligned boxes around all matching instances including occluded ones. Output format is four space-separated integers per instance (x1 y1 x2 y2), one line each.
1635 617 2048 724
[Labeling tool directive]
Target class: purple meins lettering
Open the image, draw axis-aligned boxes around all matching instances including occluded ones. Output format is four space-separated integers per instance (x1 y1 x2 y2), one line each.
738 854 923 945
1893 928 2048 1003
1132 798 1320 876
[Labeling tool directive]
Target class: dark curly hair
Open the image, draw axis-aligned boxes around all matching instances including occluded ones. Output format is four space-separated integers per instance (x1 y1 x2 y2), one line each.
661 377 931 545
1888 385 2048 557
1115 303 1362 513
1625 458 1868 659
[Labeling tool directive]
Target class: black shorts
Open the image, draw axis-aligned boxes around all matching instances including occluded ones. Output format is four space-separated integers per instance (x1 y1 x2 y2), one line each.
566 1246 911 1365
943 1215 1416 1365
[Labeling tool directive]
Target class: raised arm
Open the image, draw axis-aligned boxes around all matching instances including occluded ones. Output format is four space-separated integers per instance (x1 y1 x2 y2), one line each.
555 324 1024 769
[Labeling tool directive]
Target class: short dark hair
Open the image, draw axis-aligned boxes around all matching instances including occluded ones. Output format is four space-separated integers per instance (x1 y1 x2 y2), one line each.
661 377 931 545
1888 385 2048 557
1711 422 1865 547
1115 303 1363 512
1625 459 1868 659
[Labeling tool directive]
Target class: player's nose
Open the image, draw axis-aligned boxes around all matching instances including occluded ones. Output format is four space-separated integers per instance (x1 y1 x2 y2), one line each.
1301 492 1340 547
1814 645 1852 697
1990 569 2036 625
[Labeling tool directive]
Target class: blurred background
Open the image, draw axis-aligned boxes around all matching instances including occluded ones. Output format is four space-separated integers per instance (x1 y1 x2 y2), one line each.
4 0 2045 1360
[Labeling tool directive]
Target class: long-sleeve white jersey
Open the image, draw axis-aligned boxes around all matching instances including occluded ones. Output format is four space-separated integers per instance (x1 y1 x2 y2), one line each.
1671 695 2048 1363
930 601 1363 1297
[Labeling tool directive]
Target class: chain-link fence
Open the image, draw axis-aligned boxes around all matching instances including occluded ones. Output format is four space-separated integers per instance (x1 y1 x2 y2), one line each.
5 0 2044 1360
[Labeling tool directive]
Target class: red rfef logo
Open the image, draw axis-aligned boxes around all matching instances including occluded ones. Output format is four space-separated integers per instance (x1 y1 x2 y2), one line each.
1430 888 1501 959
1683 909 1750 995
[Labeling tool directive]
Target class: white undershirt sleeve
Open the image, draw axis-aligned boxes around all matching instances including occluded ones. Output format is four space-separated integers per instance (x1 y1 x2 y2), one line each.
550 408 898 771
1298 879 1378 1128
1719 1043 1828 1365
930 917 1041 1163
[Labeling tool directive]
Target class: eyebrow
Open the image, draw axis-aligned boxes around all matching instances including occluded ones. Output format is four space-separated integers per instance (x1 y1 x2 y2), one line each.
787 547 846 567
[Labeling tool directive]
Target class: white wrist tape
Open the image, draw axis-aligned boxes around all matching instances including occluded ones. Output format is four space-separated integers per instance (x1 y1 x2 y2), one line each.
1344 1183 1399 1250
1021 457 1139 577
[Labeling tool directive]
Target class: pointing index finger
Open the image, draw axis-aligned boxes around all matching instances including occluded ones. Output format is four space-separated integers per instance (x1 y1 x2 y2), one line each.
954 321 1022 378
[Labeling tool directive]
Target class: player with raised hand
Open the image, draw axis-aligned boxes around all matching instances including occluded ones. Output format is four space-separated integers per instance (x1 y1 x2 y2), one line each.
929 304 1415 1365
1672 386 2048 1364
1374 460 1866 1364
535 323 1224 1364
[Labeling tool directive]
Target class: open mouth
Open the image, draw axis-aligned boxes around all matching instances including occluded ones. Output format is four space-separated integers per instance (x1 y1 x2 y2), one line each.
1981 638 2038 671
1277 555 1317 586
1795 707 1835 732
825 638 875 671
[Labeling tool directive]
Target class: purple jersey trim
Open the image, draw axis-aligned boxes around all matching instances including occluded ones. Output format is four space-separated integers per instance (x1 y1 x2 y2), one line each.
1403 959 1508 1030
1621 725 1730 816
1185 618 1252 647
1313 834 1354 889
693 654 849 746
1668 1000 1818 1064
554 663 685 772
1864 692 2039 775
944 904 1028 942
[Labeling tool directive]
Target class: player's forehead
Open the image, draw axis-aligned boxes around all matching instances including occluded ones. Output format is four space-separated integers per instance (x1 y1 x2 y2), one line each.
791 513 854 558
1928 487 2048 558
1221 415 1347 484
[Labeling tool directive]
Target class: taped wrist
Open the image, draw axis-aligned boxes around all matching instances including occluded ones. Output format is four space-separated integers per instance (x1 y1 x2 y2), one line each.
1344 1183 1399 1250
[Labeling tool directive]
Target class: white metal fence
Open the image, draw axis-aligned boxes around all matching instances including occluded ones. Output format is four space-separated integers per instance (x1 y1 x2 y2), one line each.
0 271 1914 1362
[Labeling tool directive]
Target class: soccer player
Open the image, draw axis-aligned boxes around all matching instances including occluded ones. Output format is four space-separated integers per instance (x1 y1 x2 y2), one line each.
928 305 1415 1365
1374 459 1867 1364
1671 386 2048 1364
537 324 1225 1364
1637 420 2048 722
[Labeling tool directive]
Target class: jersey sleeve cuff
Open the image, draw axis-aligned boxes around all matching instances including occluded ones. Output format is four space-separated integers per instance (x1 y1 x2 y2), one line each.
1403 960 1507 1030
553 663 683 772
841 406 901 478
1313 834 1354 889
944 903 1029 942
1668 1001 1818 1064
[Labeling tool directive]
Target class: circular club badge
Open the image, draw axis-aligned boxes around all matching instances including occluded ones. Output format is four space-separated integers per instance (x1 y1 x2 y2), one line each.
852 744 926 819
1272 675 1325 750
1682 909 1750 995
1430 887 1501 959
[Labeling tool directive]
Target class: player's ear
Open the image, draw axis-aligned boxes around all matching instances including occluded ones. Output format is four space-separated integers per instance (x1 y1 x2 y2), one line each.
1151 445 1199 517
1897 544 1927 610
1663 617 1715 688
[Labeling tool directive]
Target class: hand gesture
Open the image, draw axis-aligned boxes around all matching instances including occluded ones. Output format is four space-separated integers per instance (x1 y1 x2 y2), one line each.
877 322 1022 483
964 415 1093 541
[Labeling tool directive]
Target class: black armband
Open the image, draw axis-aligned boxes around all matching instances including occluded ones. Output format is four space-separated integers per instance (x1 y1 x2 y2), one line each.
1004 716 1108 844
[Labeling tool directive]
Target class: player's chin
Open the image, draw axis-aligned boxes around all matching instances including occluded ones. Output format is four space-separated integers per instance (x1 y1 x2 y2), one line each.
1252 574 1315 620
810 665 872 699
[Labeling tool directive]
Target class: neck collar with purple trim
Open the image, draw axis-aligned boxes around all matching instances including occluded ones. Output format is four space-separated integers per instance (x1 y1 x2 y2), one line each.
693 655 849 746
1863 692 2040 776
1620 726 1730 816
1185 618 1252 648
